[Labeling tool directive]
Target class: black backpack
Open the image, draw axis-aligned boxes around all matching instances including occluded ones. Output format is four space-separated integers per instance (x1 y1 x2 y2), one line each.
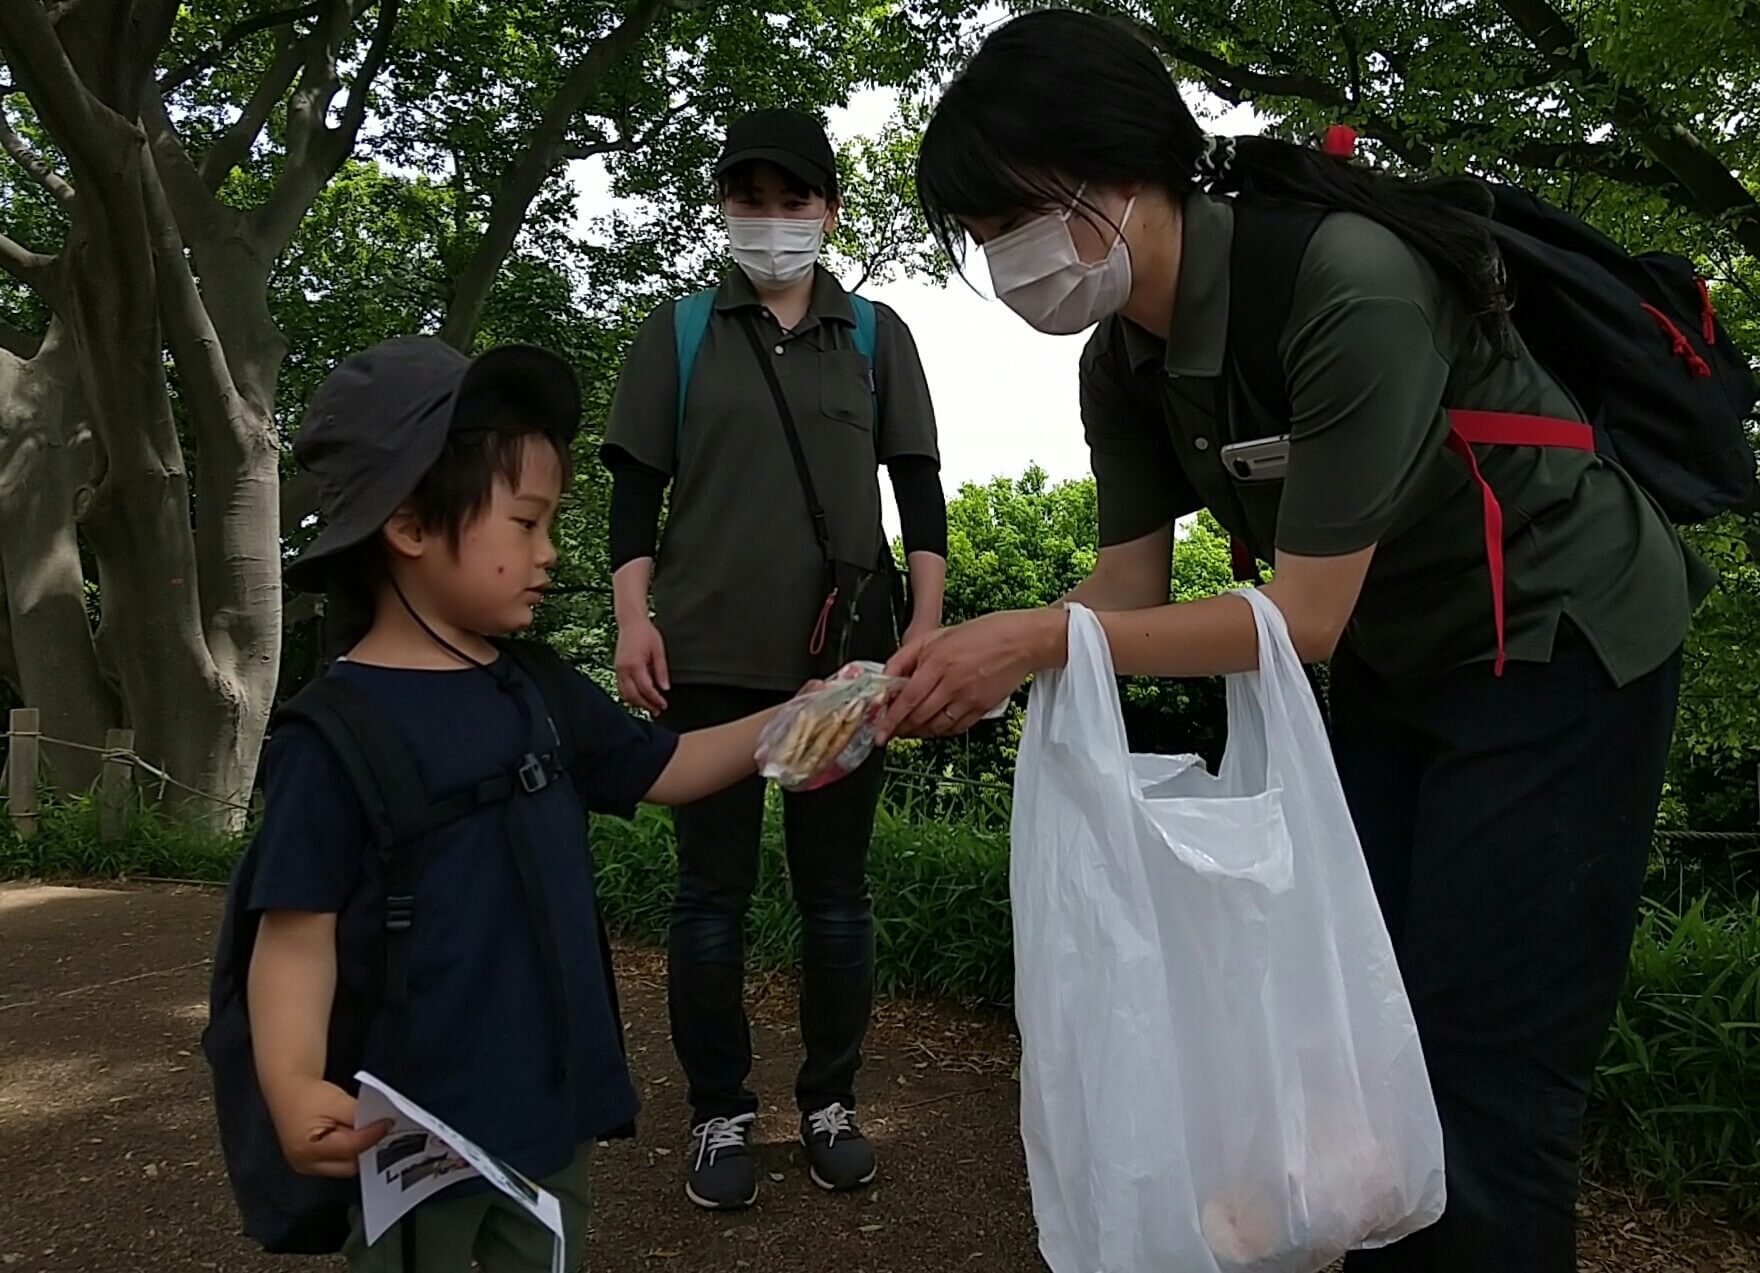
201 640 627 1255
1221 186 1759 669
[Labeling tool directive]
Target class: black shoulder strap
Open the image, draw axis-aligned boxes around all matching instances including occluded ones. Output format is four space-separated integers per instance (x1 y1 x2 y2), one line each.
1222 198 1329 438
273 676 435 1076
496 639 579 771
736 312 836 566
275 677 433 851
482 640 583 1086
496 640 635 1072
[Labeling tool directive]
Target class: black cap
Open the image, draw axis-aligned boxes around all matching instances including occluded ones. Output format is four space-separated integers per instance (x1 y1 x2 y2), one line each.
284 336 579 594
714 108 836 191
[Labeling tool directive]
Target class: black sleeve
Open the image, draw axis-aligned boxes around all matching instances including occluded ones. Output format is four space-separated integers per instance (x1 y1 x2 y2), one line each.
605 451 669 571
246 722 367 915
563 670 680 817
886 455 947 558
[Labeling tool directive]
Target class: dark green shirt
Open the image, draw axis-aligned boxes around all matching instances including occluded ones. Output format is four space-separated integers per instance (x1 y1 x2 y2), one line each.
603 266 940 691
1081 193 1706 685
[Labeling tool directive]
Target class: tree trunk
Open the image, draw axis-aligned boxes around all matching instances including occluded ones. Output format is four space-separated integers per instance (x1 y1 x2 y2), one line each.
66 140 257 829
0 320 118 792
177 239 285 820
0 0 396 829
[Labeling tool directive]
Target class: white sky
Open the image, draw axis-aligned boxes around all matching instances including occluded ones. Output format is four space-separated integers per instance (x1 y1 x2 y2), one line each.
569 85 1262 532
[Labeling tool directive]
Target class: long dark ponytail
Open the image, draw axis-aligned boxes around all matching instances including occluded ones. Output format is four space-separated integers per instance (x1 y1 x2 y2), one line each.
917 9 1512 347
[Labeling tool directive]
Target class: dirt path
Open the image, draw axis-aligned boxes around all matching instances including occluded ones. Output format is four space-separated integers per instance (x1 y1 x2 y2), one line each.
2 882 1755 1272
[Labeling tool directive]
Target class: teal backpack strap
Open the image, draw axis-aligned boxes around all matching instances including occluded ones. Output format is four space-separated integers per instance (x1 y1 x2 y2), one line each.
672 287 717 455
849 293 879 422
850 293 877 362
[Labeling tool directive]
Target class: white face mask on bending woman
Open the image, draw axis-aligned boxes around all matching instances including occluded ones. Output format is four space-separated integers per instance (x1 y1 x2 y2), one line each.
983 186 1136 335
725 213 826 290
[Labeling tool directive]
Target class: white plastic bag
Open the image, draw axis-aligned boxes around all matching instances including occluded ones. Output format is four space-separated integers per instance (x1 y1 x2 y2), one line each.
1010 594 1445 1273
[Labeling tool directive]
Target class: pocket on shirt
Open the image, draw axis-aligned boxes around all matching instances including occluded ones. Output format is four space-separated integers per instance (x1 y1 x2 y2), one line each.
819 350 875 430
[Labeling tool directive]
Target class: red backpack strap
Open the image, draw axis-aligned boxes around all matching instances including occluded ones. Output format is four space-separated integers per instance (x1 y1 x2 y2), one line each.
1230 536 1263 584
1444 411 1595 675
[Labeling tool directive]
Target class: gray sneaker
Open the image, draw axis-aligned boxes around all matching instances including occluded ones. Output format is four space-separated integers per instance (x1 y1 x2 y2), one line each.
800 1103 877 1192
686 1113 758 1211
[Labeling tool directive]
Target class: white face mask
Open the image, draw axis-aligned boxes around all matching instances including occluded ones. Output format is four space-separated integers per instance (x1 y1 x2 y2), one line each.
725 213 826 290
982 186 1136 335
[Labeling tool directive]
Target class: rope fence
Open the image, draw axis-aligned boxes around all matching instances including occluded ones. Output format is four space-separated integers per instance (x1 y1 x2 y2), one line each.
2 710 253 842
3 710 1756 851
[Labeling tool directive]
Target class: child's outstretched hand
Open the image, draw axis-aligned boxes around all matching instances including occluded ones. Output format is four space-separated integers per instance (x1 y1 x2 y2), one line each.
271 1077 393 1178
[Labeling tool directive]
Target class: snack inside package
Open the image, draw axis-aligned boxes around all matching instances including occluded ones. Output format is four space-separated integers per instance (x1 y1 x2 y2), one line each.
756 662 904 791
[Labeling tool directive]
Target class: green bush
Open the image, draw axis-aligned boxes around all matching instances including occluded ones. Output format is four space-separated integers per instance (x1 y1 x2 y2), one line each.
4 791 1757 1215
1588 897 1760 1217
0 795 242 884
590 808 1760 1218
592 799 1015 1004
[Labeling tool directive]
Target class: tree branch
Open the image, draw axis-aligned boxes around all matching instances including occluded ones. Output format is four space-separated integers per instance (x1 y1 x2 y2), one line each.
1124 13 1692 204
277 0 354 185
0 0 127 187
1491 0 1760 255
329 0 397 154
140 89 233 244
560 139 624 162
1366 119 1679 194
440 0 668 349
45 0 90 24
0 99 76 208
0 233 55 294
159 2 322 95
560 95 696 162
251 0 398 255
1130 15 1349 107
128 0 186 95
143 147 250 466
0 315 43 358
1321 0 1364 106
198 26 306 189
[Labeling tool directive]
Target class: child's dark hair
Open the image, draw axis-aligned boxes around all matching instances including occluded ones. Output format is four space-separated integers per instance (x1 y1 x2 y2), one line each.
718 158 840 206
405 392 572 546
330 395 570 610
916 9 1511 347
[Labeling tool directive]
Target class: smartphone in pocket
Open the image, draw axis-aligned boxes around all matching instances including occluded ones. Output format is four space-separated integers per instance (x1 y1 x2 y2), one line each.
1218 434 1290 482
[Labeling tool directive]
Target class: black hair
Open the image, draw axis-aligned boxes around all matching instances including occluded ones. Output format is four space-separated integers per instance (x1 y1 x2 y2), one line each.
718 158 841 207
404 393 572 546
917 9 1511 346
329 397 571 613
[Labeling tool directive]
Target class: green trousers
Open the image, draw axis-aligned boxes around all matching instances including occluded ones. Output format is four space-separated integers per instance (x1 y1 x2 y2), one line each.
344 1143 593 1273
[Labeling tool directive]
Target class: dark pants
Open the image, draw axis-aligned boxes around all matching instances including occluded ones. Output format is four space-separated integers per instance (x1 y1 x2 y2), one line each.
660 683 886 1123
1332 628 1679 1273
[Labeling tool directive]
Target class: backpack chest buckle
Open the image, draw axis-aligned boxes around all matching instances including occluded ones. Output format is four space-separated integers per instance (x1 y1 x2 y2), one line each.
517 753 552 794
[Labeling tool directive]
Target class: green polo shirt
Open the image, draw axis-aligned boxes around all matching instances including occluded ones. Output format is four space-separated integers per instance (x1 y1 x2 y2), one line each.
1081 192 1707 685
603 266 939 691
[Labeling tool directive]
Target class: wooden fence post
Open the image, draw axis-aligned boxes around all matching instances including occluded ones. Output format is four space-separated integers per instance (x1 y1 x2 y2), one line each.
8 707 40 840
99 728 135 844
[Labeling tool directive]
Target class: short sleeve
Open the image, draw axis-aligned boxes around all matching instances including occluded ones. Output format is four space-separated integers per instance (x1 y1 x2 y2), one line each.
871 303 940 464
564 671 680 818
1274 218 1453 556
247 723 368 915
1079 328 1200 547
601 301 680 475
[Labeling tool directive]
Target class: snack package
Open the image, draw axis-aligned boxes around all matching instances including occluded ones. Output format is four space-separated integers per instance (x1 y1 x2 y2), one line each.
756 662 903 792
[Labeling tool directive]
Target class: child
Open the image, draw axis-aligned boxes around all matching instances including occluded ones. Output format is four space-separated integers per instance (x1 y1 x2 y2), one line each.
252 335 794 1272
